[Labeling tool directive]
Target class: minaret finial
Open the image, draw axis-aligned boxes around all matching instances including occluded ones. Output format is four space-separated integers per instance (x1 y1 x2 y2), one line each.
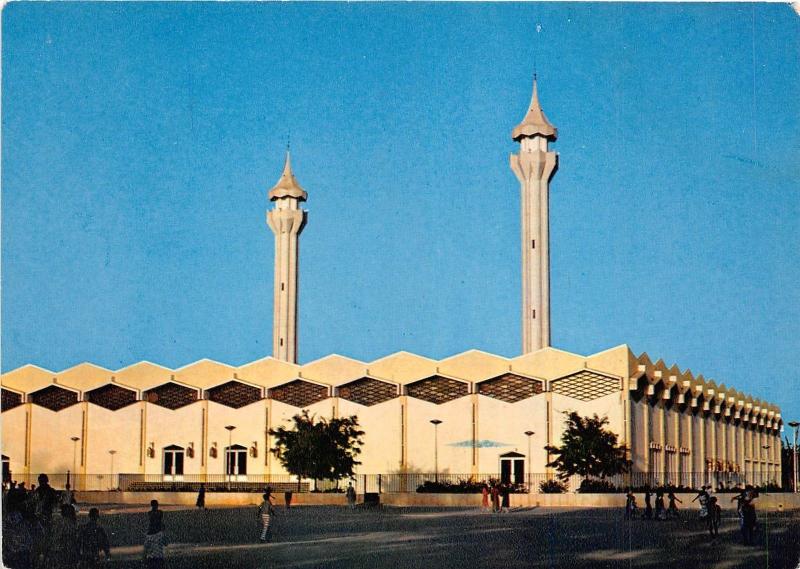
511 77 557 141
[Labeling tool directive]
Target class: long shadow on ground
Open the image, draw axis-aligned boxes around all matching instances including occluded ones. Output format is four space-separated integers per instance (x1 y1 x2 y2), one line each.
97 506 800 569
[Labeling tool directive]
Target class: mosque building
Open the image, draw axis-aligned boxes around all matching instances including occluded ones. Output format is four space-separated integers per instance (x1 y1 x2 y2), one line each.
0 80 783 491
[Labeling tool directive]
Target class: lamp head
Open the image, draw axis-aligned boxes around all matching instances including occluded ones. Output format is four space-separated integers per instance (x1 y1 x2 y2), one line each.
430 419 442 426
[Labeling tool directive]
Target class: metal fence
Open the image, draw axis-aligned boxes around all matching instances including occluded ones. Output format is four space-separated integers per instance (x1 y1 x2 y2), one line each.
6 470 785 494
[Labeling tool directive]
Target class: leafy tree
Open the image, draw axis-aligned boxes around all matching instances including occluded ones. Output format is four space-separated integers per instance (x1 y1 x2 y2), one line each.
270 411 365 490
545 411 629 482
781 436 796 490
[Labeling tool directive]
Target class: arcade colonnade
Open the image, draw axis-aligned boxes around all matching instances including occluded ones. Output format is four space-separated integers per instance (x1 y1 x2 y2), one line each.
1 345 782 489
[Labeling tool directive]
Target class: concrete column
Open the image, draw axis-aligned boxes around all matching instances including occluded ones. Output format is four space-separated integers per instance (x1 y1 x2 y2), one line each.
511 136 557 352
643 401 650 476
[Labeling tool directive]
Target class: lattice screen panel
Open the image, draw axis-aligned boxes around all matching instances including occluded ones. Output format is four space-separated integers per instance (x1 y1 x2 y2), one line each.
1 389 23 412
269 380 328 408
86 384 138 411
406 376 468 405
478 374 543 403
206 381 262 409
29 385 79 411
144 383 198 410
337 378 397 406
550 371 620 401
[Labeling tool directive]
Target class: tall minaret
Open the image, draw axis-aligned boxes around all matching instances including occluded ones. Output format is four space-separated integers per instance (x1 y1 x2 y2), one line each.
510 78 558 353
266 151 308 363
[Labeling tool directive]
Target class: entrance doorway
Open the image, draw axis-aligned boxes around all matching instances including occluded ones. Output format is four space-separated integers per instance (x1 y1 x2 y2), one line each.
163 445 185 481
2 455 10 484
225 445 248 481
500 451 525 485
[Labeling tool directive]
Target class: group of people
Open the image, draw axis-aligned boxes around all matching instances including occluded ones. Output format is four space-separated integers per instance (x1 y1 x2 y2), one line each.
625 486 684 521
624 484 762 545
481 482 512 513
2 474 110 568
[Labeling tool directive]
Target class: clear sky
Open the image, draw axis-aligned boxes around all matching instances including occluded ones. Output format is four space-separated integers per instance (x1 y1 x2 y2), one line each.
3 3 799 423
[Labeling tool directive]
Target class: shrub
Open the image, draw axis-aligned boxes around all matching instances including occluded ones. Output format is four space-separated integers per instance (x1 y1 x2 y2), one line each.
416 479 484 494
577 478 618 493
539 479 567 494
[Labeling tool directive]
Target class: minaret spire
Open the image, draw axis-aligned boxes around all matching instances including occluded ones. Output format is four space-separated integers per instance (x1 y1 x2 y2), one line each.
510 78 558 353
266 150 308 363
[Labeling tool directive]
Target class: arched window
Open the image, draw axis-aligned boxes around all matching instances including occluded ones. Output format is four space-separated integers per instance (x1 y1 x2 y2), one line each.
163 445 185 481
225 444 248 481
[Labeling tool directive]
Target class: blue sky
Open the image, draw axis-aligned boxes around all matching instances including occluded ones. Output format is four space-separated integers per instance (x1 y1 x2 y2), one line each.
2 3 798 423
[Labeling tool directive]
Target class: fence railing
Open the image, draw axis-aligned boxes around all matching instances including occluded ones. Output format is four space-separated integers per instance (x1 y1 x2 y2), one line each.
5 470 784 494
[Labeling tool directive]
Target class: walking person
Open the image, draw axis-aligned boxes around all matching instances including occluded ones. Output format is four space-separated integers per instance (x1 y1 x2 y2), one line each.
490 484 500 513
195 484 206 511
667 491 682 519
706 496 721 538
654 489 666 521
481 484 490 512
143 519 168 569
346 482 356 510
740 489 758 545
692 486 709 521
78 507 111 568
257 492 276 542
284 490 293 511
643 487 653 520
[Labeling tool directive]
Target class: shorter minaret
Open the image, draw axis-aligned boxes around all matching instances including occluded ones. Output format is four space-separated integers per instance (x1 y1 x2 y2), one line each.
266 151 308 363
510 78 558 353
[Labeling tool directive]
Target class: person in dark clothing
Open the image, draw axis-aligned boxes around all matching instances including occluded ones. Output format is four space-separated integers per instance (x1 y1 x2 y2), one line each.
148 500 164 534
654 489 666 521
2 503 33 569
667 491 682 519
740 489 758 545
500 484 511 513
643 488 653 520
32 474 58 524
706 496 721 538
79 508 111 567
195 484 206 510
284 490 292 511
624 490 638 520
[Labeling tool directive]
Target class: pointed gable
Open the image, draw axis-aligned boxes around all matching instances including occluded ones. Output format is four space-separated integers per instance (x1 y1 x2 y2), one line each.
300 354 366 385
367 352 438 384
437 350 510 382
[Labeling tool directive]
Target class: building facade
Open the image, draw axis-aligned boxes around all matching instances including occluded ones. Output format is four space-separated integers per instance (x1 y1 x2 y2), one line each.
0 80 783 489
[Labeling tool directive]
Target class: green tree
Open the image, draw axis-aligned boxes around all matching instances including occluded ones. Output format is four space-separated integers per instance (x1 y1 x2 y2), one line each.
781 436 795 490
270 411 365 490
544 411 629 482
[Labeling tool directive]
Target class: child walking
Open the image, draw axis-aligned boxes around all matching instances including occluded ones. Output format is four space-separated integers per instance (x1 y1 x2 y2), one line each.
258 492 276 542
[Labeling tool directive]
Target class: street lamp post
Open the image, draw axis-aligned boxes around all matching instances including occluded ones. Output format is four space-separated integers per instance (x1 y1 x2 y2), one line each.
108 450 117 491
70 437 80 489
225 425 236 490
430 420 442 483
524 431 535 492
789 421 799 493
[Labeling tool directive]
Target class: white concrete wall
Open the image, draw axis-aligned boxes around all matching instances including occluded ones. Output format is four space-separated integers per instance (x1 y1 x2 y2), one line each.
338 398 402 475
2 406 27 476
477 394 547 475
